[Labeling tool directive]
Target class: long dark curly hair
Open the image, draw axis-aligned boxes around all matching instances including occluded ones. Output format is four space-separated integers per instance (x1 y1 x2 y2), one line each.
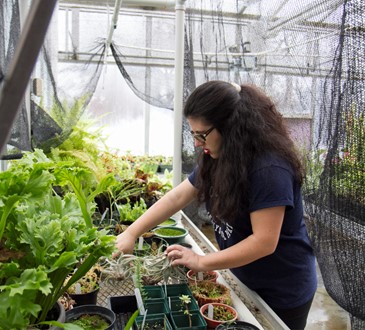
184 80 304 224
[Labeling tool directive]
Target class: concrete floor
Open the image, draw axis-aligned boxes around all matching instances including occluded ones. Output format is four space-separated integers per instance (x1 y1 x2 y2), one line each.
199 223 351 330
305 263 351 330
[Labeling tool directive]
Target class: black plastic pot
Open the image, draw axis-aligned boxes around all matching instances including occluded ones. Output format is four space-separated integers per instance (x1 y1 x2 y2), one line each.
48 301 66 330
108 295 138 330
215 321 260 330
69 287 99 306
65 304 116 330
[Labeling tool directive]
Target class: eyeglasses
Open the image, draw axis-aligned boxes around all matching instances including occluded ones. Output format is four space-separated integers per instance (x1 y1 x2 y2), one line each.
190 127 215 143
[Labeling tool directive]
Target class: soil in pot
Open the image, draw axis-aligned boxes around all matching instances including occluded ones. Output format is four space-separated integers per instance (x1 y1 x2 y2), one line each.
135 313 173 330
200 302 238 328
65 305 116 330
170 310 207 330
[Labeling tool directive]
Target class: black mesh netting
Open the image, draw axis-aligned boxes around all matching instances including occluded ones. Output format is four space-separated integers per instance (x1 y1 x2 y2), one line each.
0 0 31 154
1 0 364 327
303 0 365 327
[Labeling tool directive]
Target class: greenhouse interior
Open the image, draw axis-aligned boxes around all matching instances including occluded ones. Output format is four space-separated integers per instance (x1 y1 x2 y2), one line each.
0 0 364 329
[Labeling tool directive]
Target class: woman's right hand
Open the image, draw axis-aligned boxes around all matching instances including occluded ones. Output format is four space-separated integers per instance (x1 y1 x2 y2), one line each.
114 230 136 257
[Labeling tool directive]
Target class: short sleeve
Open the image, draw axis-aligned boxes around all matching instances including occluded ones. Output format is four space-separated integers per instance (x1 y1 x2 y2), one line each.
249 164 295 212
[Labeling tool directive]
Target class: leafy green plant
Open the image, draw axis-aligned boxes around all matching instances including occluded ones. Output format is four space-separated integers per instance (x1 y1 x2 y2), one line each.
0 150 115 329
117 198 148 223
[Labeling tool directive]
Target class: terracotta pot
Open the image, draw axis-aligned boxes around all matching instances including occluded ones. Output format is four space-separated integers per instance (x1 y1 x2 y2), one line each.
187 269 219 283
200 302 238 328
190 280 232 307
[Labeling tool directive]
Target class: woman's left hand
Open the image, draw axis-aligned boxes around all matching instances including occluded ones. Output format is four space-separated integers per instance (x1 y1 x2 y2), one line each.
165 244 204 271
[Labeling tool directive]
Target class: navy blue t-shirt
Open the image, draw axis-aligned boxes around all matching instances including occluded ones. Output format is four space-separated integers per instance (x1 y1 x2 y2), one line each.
188 154 317 309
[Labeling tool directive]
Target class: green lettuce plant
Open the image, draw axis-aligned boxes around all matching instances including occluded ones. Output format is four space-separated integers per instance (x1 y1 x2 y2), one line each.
0 149 115 329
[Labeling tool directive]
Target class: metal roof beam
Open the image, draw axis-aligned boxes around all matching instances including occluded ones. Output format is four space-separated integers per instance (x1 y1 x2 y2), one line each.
268 0 343 35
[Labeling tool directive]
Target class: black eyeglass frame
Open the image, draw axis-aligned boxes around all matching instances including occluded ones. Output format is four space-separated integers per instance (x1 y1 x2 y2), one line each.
190 127 215 143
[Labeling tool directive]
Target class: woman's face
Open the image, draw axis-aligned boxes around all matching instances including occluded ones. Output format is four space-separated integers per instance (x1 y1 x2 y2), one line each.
187 117 222 159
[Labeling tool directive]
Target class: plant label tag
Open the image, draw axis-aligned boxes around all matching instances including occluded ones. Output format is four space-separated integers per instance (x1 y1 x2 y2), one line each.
138 236 144 250
197 272 204 281
208 304 214 319
135 288 146 315
75 283 81 294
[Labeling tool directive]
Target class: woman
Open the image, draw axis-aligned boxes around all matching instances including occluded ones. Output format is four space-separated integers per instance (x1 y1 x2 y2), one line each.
115 80 317 329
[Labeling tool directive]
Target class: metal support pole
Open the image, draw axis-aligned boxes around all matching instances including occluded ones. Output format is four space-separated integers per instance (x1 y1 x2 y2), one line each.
172 0 186 187
0 0 57 156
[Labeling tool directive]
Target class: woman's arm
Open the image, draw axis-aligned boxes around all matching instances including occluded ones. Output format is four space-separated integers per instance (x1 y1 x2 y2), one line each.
115 178 197 254
166 205 285 271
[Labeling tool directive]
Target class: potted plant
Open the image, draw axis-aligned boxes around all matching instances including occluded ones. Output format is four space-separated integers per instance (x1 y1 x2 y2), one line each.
168 293 206 329
170 310 207 330
0 150 116 329
135 313 173 330
168 294 199 313
153 226 188 244
199 302 238 328
65 304 116 330
156 218 177 227
186 269 219 283
190 280 232 307
108 295 139 330
117 198 148 225
64 264 102 307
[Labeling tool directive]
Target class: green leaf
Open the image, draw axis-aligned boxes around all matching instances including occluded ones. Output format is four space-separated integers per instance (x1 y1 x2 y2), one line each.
124 309 139 330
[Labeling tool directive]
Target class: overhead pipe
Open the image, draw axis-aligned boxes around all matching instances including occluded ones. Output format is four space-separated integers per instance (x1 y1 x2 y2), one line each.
172 0 186 188
104 0 123 66
122 0 175 7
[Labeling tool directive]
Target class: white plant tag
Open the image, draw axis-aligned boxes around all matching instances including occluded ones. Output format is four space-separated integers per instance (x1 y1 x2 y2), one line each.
135 288 146 315
197 272 204 281
75 283 81 294
141 310 148 329
208 304 214 319
138 236 144 250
